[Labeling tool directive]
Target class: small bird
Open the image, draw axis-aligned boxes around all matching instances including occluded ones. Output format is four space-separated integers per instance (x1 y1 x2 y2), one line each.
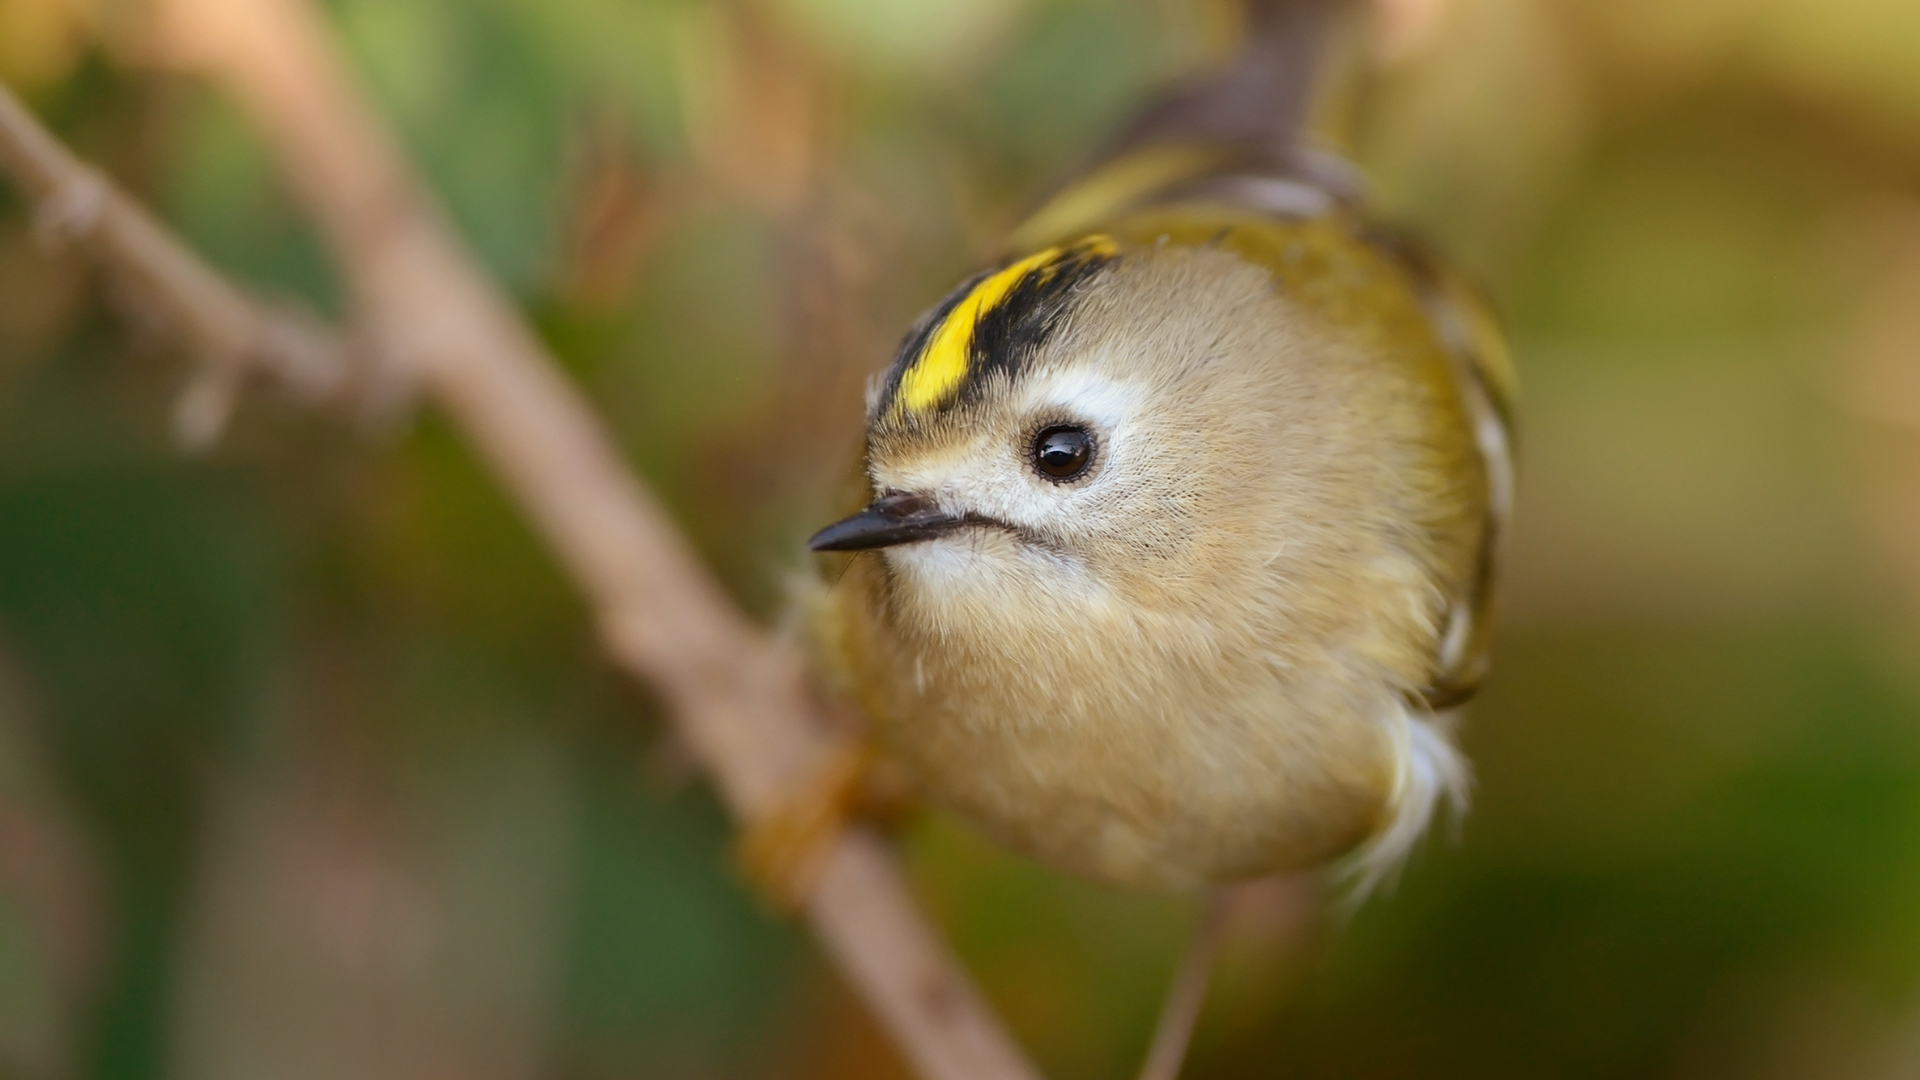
792 0 1514 904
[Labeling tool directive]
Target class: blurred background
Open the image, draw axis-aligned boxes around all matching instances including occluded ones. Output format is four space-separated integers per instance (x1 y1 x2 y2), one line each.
3 0 1920 1077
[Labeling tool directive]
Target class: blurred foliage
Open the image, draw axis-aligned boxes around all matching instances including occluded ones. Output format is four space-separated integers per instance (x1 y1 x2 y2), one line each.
4 0 1920 1078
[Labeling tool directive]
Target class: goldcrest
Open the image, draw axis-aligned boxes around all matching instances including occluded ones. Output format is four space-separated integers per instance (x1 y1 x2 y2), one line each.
805 0 1514 897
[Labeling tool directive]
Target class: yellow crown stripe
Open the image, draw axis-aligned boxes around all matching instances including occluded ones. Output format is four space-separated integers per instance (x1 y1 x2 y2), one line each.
893 236 1118 417
894 249 1056 416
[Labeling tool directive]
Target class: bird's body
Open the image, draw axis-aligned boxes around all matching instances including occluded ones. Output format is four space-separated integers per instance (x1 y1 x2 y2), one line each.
805 1 1514 896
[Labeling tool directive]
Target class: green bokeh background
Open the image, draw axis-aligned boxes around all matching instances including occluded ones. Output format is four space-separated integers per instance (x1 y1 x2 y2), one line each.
4 1 1920 1078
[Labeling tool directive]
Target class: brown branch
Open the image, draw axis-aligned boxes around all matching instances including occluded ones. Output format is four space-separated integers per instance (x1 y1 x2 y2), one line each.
1138 888 1234 1080
0 86 362 447
5 2 1046 1078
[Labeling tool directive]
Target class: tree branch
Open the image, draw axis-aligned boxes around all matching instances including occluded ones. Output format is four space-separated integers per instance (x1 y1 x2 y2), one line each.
0 86 362 447
0 5 1042 1078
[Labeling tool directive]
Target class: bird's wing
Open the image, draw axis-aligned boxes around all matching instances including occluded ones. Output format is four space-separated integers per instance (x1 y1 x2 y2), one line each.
1394 248 1516 710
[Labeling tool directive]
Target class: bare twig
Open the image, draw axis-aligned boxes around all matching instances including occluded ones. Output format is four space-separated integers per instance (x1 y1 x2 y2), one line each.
0 1 1055 1078
0 86 361 447
1137 888 1235 1080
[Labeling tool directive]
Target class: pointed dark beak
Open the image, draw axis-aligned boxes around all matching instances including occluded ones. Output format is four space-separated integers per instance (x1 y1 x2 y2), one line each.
808 492 968 552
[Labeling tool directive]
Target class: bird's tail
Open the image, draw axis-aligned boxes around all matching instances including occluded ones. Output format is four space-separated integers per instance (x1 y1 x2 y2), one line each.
1009 0 1363 251
1103 0 1357 167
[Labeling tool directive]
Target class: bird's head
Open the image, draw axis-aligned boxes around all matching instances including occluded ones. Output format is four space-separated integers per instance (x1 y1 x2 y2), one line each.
810 232 1333 622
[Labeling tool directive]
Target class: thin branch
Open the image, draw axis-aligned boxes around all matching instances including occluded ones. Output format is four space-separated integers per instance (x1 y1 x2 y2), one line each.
0 86 362 447
1137 888 1234 1080
0 1 1043 1077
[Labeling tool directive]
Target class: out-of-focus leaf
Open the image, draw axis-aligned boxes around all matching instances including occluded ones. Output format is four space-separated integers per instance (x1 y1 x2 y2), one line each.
771 0 1028 73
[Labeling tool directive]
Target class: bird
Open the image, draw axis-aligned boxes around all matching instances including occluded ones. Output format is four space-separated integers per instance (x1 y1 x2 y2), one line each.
764 0 1515 914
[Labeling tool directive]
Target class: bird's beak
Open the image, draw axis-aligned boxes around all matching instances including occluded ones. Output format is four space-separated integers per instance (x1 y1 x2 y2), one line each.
808 491 968 552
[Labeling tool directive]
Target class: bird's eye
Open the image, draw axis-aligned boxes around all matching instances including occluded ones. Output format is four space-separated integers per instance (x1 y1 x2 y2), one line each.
1032 425 1095 482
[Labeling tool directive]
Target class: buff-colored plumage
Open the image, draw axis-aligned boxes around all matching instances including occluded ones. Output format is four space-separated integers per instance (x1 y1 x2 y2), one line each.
807 0 1514 897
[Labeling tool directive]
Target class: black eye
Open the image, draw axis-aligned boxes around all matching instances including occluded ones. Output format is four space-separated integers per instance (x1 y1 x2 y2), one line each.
1032 425 1095 481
